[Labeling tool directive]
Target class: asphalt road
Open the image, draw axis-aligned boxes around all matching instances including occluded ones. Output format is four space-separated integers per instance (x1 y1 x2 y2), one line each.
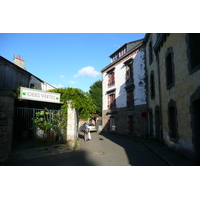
4 132 166 166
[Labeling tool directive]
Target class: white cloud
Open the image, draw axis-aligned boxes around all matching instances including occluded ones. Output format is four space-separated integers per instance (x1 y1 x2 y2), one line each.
60 75 65 78
69 80 76 84
74 66 100 78
53 84 64 88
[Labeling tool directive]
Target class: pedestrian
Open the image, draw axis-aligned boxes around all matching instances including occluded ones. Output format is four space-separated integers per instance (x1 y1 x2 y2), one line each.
83 123 91 142
88 127 91 141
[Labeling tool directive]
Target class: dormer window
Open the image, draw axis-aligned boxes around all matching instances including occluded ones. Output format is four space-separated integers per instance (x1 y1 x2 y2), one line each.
110 47 127 63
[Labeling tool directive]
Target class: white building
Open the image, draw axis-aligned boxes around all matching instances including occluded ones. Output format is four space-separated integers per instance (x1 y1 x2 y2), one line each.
101 39 148 137
29 75 55 91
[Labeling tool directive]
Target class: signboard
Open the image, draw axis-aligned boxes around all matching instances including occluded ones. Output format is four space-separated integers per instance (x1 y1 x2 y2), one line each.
20 87 60 104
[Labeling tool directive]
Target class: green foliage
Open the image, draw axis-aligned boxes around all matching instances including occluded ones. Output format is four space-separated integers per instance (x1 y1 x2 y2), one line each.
34 110 52 131
49 87 96 119
13 86 21 98
34 108 67 136
89 80 102 116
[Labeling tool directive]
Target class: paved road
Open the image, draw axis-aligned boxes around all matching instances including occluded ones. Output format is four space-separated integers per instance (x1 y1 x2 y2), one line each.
78 132 166 166
3 132 166 166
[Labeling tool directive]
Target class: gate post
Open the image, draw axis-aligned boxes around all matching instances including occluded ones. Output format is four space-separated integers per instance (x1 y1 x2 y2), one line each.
66 101 77 149
0 91 16 158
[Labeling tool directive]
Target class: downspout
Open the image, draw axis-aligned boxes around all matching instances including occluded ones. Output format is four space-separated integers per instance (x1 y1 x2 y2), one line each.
143 36 150 138
155 51 163 143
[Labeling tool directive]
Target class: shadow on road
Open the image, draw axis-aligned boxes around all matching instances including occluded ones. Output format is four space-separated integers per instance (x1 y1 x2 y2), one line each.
2 150 96 166
99 132 166 166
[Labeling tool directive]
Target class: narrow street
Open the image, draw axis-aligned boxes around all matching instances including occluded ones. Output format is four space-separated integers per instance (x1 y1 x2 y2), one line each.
78 132 166 166
3 132 167 166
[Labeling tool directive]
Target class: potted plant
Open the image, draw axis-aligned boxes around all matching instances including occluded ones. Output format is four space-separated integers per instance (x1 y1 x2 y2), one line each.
34 110 55 143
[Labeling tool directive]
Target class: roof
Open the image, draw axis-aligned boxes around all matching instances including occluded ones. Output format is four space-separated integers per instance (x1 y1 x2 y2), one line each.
101 39 144 72
109 38 144 57
0 56 56 89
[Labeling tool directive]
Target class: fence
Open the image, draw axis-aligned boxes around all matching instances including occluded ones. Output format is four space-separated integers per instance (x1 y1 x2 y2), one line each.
13 107 67 150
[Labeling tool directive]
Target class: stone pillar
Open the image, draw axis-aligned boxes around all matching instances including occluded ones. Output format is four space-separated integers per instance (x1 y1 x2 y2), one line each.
66 102 77 149
0 91 16 158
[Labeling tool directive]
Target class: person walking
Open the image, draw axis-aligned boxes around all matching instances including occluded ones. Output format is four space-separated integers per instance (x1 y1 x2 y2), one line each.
83 123 91 142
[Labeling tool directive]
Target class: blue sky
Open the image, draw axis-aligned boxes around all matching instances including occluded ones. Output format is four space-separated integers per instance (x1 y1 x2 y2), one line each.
0 33 145 92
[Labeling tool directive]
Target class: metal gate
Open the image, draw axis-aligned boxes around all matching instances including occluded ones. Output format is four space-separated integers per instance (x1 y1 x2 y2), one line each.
13 107 67 150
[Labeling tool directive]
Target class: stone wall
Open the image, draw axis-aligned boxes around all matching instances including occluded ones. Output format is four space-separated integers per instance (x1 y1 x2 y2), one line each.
66 102 78 149
0 91 16 158
158 34 199 158
102 103 148 137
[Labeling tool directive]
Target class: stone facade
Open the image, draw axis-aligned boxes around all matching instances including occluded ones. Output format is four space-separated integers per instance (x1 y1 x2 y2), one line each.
0 91 16 158
144 33 200 161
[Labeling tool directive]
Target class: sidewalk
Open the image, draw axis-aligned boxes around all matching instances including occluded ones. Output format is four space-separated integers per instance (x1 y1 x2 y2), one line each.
133 138 196 166
0 144 73 164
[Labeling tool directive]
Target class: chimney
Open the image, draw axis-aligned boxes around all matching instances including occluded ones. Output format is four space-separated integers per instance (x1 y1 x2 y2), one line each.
14 55 26 70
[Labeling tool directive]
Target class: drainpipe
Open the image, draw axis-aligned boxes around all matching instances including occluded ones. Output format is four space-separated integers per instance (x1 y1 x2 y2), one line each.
143 42 150 139
155 52 163 143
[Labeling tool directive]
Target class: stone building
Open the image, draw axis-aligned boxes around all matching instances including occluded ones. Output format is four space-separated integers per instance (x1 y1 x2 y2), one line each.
0 55 58 158
144 33 200 161
101 39 148 137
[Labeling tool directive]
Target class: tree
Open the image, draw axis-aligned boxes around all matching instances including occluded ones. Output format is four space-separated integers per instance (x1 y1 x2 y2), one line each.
89 80 102 116
49 87 96 119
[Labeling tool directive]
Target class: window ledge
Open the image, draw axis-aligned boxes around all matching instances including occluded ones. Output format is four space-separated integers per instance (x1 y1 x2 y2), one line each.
126 107 134 111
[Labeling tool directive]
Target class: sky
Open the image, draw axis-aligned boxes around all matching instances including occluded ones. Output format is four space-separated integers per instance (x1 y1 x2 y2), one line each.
0 33 145 92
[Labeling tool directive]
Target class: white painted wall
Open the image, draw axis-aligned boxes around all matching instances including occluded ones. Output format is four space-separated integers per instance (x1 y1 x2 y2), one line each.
66 102 78 148
133 49 146 105
29 75 55 91
102 48 146 111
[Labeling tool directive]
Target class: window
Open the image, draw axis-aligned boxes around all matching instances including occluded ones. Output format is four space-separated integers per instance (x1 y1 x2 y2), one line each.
108 71 115 87
187 33 200 73
124 58 133 83
119 47 127 57
165 47 175 89
108 93 116 109
126 89 134 108
30 83 34 88
109 116 116 131
149 41 153 65
126 63 133 83
150 71 155 99
168 99 178 141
